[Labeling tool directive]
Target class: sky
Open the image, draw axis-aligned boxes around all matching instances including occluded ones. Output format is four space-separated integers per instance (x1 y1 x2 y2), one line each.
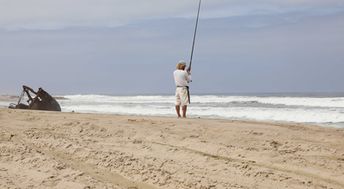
0 0 343 95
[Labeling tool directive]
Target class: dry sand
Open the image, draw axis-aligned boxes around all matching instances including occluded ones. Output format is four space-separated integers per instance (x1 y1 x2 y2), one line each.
0 108 343 189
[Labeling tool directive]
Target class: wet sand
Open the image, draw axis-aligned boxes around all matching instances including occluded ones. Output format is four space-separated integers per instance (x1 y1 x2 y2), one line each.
0 108 343 189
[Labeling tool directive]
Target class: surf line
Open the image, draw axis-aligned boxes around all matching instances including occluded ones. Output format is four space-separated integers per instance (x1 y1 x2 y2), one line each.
187 0 202 104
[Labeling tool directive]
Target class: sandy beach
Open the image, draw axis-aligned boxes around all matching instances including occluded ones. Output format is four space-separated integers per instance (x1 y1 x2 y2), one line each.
0 108 343 189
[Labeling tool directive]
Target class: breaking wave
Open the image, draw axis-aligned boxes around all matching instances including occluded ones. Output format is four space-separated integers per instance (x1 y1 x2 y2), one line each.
58 94 344 127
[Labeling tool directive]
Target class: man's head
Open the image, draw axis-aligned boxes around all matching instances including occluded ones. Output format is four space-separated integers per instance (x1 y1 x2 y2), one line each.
176 60 187 70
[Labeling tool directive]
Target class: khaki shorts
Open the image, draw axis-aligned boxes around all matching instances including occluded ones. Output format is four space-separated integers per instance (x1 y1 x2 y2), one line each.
175 87 189 106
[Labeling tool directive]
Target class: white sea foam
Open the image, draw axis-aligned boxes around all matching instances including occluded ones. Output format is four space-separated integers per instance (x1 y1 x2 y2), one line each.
1 94 342 126
191 96 344 108
0 101 12 108
58 94 344 126
64 95 344 108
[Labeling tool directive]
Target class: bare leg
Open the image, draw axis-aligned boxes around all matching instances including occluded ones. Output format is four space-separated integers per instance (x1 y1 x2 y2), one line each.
175 105 181 118
182 105 187 118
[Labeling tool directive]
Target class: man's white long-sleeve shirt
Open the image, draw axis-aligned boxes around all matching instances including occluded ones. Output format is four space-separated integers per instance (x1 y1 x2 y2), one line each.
173 70 192 87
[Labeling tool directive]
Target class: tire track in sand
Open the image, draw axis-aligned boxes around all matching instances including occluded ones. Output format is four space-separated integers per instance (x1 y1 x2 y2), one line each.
5 128 157 189
151 141 344 188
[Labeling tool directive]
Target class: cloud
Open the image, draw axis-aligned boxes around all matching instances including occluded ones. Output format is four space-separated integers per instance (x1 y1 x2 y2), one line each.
1 10 343 93
0 0 198 30
0 0 343 30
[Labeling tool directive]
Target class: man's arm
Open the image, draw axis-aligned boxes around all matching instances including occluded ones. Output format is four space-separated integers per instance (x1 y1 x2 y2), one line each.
185 71 192 83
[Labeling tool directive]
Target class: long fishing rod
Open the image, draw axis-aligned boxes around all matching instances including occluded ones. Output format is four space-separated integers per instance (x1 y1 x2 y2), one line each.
188 0 202 72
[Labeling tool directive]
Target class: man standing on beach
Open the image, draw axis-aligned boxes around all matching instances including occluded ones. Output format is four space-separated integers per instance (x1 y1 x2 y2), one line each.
173 60 192 118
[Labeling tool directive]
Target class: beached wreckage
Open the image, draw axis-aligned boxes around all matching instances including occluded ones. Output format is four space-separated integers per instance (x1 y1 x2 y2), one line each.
9 85 61 111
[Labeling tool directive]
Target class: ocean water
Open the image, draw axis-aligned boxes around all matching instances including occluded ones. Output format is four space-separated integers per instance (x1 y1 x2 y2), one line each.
1 94 344 128
56 94 344 128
